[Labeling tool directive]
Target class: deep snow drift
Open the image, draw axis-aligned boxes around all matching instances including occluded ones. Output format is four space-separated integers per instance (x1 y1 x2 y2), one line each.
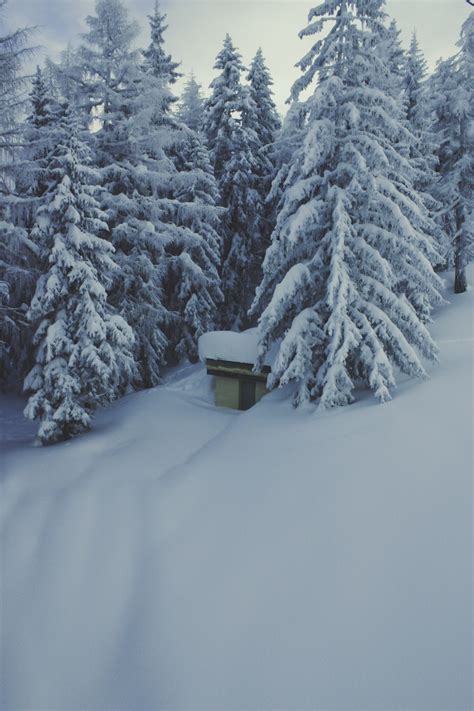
1 273 472 711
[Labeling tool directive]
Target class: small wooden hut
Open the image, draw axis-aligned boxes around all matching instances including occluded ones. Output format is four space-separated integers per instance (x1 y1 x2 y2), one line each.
198 331 273 410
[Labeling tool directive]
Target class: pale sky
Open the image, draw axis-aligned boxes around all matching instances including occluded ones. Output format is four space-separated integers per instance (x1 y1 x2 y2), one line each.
5 0 471 115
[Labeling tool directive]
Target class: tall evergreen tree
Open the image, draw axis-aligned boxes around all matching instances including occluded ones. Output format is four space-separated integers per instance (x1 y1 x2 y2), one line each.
400 32 444 261
24 104 135 444
74 0 221 384
404 32 428 124
28 66 56 129
403 34 436 181
2 68 62 386
384 19 405 97
165 132 223 360
0 1 36 388
19 67 61 210
220 121 262 329
142 0 182 95
76 0 141 123
204 36 268 329
204 34 247 183
264 99 308 220
44 45 83 106
247 48 281 150
430 13 474 293
245 48 281 318
253 0 445 409
178 73 205 132
0 0 34 155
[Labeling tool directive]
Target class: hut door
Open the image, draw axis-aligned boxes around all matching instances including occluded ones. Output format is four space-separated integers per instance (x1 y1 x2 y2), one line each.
239 380 256 410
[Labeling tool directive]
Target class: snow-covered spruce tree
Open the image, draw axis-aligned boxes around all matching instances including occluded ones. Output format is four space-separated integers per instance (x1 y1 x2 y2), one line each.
247 49 281 155
263 99 308 233
146 41 223 360
44 45 84 107
159 115 223 360
1 67 62 387
75 0 222 383
16 67 64 240
384 19 405 96
253 0 445 409
219 120 263 329
24 103 135 445
245 48 281 318
75 0 169 386
141 1 222 366
0 2 36 389
0 0 33 156
164 131 223 360
17 67 62 219
401 32 441 206
253 99 310 320
142 0 182 110
178 73 205 132
28 65 59 131
430 14 473 293
404 32 428 124
204 36 268 329
391 32 448 271
204 34 247 183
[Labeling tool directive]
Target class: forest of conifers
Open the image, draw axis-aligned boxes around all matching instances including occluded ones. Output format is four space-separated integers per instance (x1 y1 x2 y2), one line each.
0 0 472 444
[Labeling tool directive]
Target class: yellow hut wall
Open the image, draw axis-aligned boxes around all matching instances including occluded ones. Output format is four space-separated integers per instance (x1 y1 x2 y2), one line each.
214 376 268 410
215 376 240 409
255 381 267 403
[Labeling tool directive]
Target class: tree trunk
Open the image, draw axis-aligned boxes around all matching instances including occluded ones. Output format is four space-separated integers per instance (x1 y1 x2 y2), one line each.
454 255 467 294
454 205 467 294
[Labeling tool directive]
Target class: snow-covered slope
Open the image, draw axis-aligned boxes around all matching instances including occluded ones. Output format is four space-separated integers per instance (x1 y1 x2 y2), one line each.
1 273 472 711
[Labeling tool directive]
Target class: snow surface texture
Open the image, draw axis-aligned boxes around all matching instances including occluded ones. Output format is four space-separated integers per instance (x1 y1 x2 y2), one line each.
1 271 472 711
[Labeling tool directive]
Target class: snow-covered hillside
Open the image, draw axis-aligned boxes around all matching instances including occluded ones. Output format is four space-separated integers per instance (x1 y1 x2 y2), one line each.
1 273 472 711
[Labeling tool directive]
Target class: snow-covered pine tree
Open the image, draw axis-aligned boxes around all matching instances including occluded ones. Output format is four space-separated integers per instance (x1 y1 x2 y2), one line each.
178 73 205 132
245 48 281 318
401 32 441 200
263 99 308 226
381 19 405 99
28 66 58 129
0 0 33 155
44 45 83 107
251 100 309 321
247 49 281 153
24 103 135 445
18 67 62 217
0 1 36 388
164 130 223 361
393 32 448 270
404 32 428 123
74 0 222 383
74 0 171 386
253 0 445 409
142 0 182 110
219 120 263 329
204 34 246 183
144 18 223 360
204 35 268 329
430 13 473 293
2 67 62 386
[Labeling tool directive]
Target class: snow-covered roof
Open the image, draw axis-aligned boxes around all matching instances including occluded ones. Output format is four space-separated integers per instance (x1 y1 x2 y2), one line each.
198 330 276 368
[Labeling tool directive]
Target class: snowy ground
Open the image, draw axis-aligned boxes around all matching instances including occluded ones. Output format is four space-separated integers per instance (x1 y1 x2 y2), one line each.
1 271 472 711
